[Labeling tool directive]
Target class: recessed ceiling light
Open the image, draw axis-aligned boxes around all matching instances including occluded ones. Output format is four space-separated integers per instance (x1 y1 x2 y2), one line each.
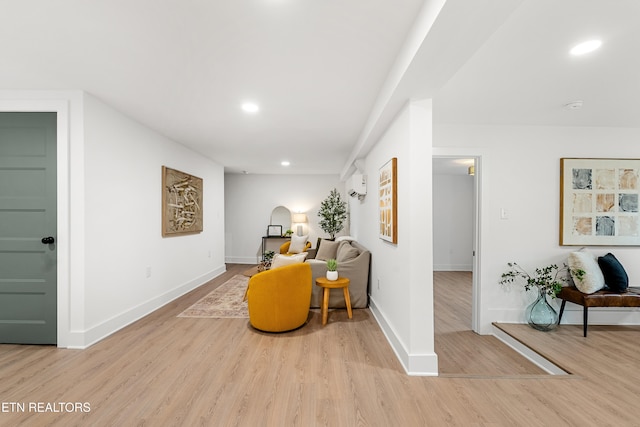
241 102 259 113
281 161 290 166
570 39 602 56
564 101 584 110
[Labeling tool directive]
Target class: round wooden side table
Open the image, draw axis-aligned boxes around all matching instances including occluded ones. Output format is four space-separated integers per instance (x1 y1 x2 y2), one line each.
315 276 352 326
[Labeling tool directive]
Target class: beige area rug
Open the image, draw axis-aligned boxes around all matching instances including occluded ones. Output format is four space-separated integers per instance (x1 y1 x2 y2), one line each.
178 275 249 318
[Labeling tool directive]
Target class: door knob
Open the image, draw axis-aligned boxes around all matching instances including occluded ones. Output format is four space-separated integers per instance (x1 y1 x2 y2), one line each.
41 236 55 244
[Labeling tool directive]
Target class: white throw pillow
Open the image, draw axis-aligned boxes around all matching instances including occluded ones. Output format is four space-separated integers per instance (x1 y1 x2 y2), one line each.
568 251 605 294
335 235 356 242
270 252 307 269
288 234 308 254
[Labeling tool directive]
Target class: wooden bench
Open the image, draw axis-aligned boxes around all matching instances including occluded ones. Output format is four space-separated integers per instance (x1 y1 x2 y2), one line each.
557 286 640 337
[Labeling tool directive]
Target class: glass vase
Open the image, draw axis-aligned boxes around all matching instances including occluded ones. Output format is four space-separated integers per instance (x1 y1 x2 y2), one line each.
525 287 558 331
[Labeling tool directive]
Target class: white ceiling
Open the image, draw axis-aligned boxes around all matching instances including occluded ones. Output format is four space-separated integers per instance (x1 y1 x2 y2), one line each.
2 0 638 175
434 0 640 128
433 158 474 176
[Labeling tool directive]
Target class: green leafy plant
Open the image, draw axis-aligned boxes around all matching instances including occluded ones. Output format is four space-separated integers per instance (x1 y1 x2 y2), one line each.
572 268 586 283
263 250 275 264
326 259 338 272
318 188 347 239
259 250 276 271
500 262 572 297
283 229 293 237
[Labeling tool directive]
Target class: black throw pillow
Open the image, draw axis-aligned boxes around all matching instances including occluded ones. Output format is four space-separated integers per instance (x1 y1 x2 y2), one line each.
597 253 629 292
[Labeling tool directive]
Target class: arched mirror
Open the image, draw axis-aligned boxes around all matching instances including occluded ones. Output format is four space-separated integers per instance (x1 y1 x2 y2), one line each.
270 206 291 236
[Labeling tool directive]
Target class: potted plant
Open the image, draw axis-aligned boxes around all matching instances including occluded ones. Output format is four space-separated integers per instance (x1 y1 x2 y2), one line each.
259 250 275 271
318 188 347 240
283 229 293 237
499 262 573 331
326 259 338 281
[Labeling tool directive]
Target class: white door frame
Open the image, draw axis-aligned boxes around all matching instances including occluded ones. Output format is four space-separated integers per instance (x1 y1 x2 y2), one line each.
0 94 74 347
432 151 482 333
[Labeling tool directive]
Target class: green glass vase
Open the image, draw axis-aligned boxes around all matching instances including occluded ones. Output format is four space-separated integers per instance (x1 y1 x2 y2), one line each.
525 287 558 331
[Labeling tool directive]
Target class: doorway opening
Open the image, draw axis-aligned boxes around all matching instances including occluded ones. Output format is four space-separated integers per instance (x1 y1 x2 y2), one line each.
432 156 479 332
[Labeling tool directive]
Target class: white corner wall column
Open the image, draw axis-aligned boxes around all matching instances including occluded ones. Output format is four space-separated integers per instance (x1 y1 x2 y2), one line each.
406 99 437 375
363 99 438 376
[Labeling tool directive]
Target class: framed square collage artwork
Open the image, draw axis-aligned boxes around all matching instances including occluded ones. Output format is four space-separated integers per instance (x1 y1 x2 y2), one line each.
560 158 640 246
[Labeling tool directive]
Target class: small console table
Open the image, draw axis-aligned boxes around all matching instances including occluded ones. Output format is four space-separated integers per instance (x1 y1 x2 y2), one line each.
261 236 290 260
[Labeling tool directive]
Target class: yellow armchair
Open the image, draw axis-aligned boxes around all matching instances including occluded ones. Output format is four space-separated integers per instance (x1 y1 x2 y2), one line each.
246 262 312 332
279 240 311 254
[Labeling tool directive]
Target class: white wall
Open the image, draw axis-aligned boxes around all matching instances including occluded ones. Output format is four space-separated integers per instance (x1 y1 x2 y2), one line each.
81 93 226 346
351 99 437 375
0 91 226 348
224 174 345 263
434 124 640 333
432 173 473 271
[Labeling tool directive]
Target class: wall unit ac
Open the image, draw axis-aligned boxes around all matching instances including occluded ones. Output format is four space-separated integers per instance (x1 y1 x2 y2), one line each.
348 174 367 198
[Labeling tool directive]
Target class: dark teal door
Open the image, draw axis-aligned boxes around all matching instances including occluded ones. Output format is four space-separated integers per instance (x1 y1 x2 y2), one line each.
0 112 57 344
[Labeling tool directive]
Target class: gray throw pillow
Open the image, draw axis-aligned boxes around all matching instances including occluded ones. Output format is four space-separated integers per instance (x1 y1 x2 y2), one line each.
315 239 340 261
336 241 359 262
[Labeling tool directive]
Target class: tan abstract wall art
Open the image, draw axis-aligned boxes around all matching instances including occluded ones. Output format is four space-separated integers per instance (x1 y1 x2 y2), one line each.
379 157 397 244
162 166 203 237
560 158 640 245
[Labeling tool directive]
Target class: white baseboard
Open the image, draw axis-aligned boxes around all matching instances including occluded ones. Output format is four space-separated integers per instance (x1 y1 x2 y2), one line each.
433 264 472 271
489 306 640 327
68 265 227 349
369 296 439 376
225 256 258 264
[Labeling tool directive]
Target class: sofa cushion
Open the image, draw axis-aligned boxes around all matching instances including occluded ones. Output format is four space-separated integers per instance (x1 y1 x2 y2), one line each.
598 253 629 292
336 241 359 263
288 234 308 254
568 251 605 294
315 239 340 261
271 252 307 269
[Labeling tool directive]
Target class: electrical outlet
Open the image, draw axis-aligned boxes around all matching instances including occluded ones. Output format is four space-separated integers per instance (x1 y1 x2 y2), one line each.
208 251 212 258
377 278 380 290
146 267 151 278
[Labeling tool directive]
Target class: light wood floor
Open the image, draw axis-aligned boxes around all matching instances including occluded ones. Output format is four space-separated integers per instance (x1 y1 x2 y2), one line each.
434 271 546 376
1 266 640 426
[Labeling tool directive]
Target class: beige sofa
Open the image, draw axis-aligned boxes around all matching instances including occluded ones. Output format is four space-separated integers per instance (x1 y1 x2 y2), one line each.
306 240 371 308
